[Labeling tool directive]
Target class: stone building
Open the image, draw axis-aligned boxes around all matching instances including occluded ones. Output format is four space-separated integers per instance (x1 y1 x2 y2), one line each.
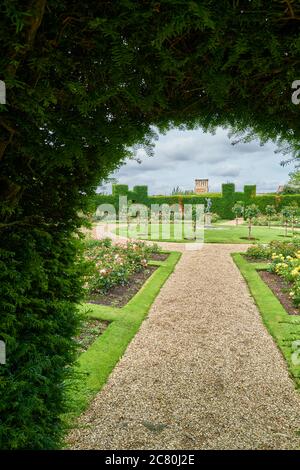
195 179 209 194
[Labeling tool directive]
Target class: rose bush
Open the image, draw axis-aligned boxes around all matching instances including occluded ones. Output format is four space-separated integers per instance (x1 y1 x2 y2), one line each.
84 238 160 295
246 238 300 306
269 251 300 306
245 244 272 260
246 239 300 260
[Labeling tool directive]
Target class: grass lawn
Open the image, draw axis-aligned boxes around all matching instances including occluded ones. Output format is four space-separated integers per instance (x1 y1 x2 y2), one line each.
204 225 294 244
114 223 294 244
233 253 300 389
65 251 181 424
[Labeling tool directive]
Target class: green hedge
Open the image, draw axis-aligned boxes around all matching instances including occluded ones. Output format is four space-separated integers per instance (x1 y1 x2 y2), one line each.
221 183 236 218
254 194 300 213
244 185 256 199
112 184 129 196
93 184 300 220
132 185 148 198
0 231 84 449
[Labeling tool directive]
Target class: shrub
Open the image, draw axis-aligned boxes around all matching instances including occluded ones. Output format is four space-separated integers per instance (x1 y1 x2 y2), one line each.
252 215 268 226
211 213 221 223
84 239 160 295
246 238 300 261
269 239 300 258
245 244 272 260
0 234 86 449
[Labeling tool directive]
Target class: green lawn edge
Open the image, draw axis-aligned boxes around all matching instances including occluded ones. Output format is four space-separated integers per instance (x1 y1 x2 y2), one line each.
114 224 292 244
65 251 181 422
232 253 300 389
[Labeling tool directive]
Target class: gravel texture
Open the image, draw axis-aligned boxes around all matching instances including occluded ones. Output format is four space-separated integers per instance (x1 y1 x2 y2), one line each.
68 244 300 450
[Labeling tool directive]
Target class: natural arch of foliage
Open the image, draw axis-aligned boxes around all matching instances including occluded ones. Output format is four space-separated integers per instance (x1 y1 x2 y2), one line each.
1 0 300 449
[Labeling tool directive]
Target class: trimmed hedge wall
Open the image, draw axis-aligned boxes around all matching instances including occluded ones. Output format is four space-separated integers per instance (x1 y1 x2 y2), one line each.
244 185 256 199
94 184 300 219
254 194 300 212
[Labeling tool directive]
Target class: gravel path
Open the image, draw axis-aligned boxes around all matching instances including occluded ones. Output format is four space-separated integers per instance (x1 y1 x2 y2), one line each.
221 218 243 225
68 244 300 450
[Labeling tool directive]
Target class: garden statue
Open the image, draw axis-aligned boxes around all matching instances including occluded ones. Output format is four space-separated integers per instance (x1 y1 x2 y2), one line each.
204 198 212 227
205 198 212 213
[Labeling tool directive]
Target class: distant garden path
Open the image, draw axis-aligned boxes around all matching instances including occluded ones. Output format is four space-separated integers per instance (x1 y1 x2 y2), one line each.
68 244 300 450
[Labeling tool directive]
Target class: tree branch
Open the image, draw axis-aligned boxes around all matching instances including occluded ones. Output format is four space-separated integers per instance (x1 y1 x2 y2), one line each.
6 0 47 79
0 119 18 161
285 0 295 18
0 215 49 230
27 0 47 48
2 1 47 161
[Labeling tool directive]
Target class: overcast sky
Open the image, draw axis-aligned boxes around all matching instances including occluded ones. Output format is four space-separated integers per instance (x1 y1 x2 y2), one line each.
102 127 295 195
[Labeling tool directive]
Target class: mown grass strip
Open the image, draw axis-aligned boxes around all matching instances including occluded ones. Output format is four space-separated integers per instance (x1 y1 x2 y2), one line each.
233 253 300 389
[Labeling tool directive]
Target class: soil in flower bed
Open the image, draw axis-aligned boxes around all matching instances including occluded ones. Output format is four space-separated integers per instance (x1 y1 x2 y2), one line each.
258 270 299 316
150 253 169 261
88 265 157 308
76 318 110 353
244 255 270 263
240 237 259 241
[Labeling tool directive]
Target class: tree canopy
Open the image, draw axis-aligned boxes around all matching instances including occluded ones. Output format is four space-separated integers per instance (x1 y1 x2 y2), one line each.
283 167 300 193
1 0 300 449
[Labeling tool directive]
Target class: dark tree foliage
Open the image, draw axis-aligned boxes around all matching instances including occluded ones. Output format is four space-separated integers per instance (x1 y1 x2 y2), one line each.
1 0 300 449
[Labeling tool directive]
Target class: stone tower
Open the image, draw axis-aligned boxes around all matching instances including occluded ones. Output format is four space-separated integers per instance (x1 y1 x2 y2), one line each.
195 179 209 194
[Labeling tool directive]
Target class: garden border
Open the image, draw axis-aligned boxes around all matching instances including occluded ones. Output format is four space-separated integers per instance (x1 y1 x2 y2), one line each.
232 253 300 389
66 251 181 422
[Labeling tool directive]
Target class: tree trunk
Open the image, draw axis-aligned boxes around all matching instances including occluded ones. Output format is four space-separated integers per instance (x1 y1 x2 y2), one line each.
285 221 288 236
248 222 252 239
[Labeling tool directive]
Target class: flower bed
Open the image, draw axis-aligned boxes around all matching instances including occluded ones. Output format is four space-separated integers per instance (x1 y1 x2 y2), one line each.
258 271 299 315
84 238 161 303
245 238 300 309
245 238 300 261
268 251 300 307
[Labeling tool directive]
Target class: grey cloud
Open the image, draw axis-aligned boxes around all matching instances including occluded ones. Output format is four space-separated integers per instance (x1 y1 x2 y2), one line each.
107 127 294 195
212 165 241 178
